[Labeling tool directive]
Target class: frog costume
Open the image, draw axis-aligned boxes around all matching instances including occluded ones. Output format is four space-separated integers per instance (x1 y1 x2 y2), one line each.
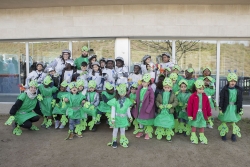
5 80 40 135
107 84 133 148
129 83 138 104
176 79 192 135
52 81 69 128
172 65 183 84
197 67 215 83
185 68 195 92
218 73 243 142
38 75 58 128
154 78 175 141
97 82 115 124
64 82 86 139
74 46 89 70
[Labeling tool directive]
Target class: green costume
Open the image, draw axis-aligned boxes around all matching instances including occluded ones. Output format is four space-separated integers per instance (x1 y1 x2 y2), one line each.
74 57 89 70
52 91 69 115
204 87 215 109
107 98 132 128
64 93 85 119
97 91 115 113
176 91 191 120
185 79 195 92
82 92 97 118
129 93 136 103
38 85 58 116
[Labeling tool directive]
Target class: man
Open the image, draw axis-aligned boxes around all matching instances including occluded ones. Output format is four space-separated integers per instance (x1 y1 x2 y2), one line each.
74 46 89 71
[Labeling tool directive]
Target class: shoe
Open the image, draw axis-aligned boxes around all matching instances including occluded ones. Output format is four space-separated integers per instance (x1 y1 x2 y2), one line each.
222 135 227 141
69 133 74 140
96 121 101 125
231 134 236 142
167 140 172 143
109 126 113 129
112 141 118 149
136 132 143 138
59 123 65 129
76 134 83 138
91 125 97 132
144 133 150 140
54 120 60 129
207 124 213 129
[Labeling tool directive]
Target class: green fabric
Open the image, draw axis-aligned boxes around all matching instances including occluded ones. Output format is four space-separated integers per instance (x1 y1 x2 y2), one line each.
195 80 204 89
188 111 206 128
172 83 179 94
218 89 241 122
97 91 115 113
165 128 174 140
218 122 229 136
107 98 132 128
198 93 202 109
162 78 173 87
52 91 69 115
232 123 241 137
190 132 198 144
75 57 89 70
199 133 208 144
137 118 154 126
177 91 191 120
177 75 183 84
204 87 215 109
155 127 166 140
89 92 96 103
116 83 127 95
154 109 174 128
14 93 38 125
185 79 195 92
5 116 15 125
13 125 22 136
38 85 58 116
64 93 85 119
129 93 136 103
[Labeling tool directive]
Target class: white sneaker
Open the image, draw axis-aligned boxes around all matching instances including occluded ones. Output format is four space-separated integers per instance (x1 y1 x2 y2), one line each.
59 123 65 129
55 120 60 129
207 124 213 129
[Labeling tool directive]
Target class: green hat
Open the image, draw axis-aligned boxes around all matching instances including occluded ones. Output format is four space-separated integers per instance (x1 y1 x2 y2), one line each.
195 80 205 89
105 82 114 90
142 73 151 83
169 73 178 81
81 46 89 52
116 84 127 96
88 80 97 88
178 79 188 86
203 67 211 72
163 78 173 87
29 80 38 87
186 68 194 73
43 75 52 85
173 65 181 71
131 83 138 88
165 67 171 72
76 80 84 87
68 82 77 89
203 76 213 82
60 80 68 87
227 73 238 82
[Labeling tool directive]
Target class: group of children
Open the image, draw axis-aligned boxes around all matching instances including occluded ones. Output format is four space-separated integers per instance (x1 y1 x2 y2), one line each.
5 49 244 149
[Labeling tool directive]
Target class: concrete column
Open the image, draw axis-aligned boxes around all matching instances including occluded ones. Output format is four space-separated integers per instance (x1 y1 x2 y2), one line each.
115 38 130 66
25 42 29 76
216 41 220 105
172 40 176 64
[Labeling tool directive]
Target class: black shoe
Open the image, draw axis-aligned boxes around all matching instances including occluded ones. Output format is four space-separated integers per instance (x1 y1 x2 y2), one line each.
91 125 97 132
222 135 227 141
112 141 117 148
231 134 236 142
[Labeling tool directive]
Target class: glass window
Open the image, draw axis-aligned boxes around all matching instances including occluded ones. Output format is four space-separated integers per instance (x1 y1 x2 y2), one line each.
220 41 250 105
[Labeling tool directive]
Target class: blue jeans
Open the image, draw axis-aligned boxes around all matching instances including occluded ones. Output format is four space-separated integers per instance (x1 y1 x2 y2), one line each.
69 119 80 131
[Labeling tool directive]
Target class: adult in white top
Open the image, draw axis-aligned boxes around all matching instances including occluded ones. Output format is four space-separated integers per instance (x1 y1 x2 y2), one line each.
25 62 46 88
159 52 174 69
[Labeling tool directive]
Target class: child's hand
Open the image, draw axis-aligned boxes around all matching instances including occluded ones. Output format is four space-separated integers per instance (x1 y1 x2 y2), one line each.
64 98 69 102
159 104 164 109
129 117 133 123
166 104 172 109
239 109 244 116
219 110 223 115
178 102 183 106
188 117 193 121
82 100 86 104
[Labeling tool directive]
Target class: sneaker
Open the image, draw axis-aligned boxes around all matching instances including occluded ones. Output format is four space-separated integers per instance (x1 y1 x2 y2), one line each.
59 123 65 129
69 133 74 140
207 124 213 129
54 120 60 129
76 134 83 138
109 126 113 129
136 132 143 138
112 141 118 149
144 134 150 140
231 134 236 142
96 121 101 125
91 125 97 132
222 135 227 141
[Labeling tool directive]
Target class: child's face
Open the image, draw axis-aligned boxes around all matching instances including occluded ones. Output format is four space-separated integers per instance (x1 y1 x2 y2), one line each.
37 65 43 71
65 63 72 69
142 81 149 87
146 65 151 71
229 80 236 88
158 76 165 83
63 53 70 60
197 87 204 94
203 69 211 76
106 61 114 69
185 71 193 78
60 86 66 92
29 86 37 94
164 70 170 76
71 87 78 94
172 69 179 74
100 61 106 68
81 66 87 71
78 86 84 91
204 78 210 86
89 87 95 92
134 66 140 74
107 88 114 94
145 58 151 64
131 88 136 94
116 60 123 68
92 65 99 72
91 58 96 64
163 85 171 91
180 84 187 92
162 55 170 63
49 70 55 75
172 79 176 84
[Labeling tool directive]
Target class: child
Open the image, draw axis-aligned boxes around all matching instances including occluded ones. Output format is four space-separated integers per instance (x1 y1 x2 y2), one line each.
141 55 155 76
63 82 86 140
82 80 100 131
187 80 212 144
115 57 129 86
198 67 215 83
52 81 69 129
172 64 183 84
128 63 142 88
131 73 155 140
74 46 89 71
175 79 192 135
129 83 138 105
185 68 195 92
37 75 58 129
102 59 116 89
88 54 97 70
73 62 88 89
99 58 106 70
146 63 156 83
61 59 75 84
155 78 178 142
88 62 103 91
160 53 174 69
218 72 243 142
5 80 41 135
47 67 60 88
107 83 133 148
77 79 87 96
203 76 216 128
25 62 46 88
97 82 115 126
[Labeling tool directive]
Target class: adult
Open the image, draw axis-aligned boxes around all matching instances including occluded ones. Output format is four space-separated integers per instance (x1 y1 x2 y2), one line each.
25 62 46 88
4 80 42 136
74 46 89 71
45 49 72 75
160 52 175 69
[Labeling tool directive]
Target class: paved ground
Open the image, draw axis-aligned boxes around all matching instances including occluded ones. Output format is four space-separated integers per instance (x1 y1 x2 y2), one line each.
0 115 250 167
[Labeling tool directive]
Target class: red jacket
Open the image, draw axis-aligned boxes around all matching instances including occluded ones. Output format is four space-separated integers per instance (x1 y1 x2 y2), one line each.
187 92 211 120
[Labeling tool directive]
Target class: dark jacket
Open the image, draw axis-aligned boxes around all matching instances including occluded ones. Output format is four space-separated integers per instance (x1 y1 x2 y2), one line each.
219 84 243 113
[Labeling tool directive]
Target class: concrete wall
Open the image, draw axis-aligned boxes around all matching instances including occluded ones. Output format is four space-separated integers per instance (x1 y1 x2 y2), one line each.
0 5 250 39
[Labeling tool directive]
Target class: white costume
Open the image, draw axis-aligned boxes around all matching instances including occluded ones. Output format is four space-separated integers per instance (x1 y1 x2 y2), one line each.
25 70 46 87
115 66 129 86
88 72 103 90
